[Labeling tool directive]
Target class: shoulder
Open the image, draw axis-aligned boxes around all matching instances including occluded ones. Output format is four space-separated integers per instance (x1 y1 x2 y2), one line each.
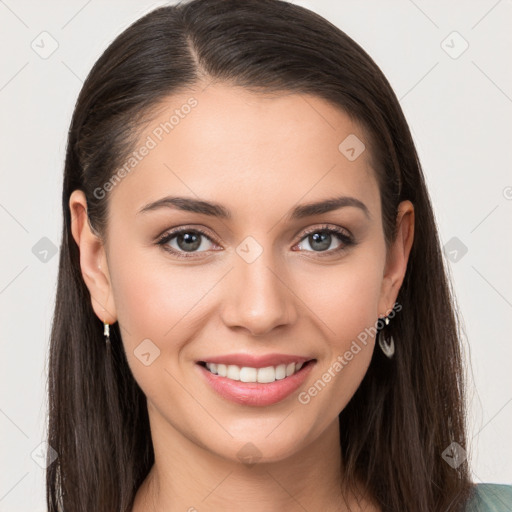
464 483 512 511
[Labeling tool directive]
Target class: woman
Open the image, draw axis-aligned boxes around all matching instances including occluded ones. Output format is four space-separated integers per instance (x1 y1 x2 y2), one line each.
46 0 512 510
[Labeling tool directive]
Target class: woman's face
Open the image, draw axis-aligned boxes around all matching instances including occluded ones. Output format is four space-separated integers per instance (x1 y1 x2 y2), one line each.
71 84 413 464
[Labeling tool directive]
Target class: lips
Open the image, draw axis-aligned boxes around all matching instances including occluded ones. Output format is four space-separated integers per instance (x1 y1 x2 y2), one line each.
197 353 312 368
195 355 316 406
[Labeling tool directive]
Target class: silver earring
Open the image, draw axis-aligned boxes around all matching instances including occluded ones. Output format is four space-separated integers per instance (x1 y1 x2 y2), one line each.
377 315 395 359
104 321 111 346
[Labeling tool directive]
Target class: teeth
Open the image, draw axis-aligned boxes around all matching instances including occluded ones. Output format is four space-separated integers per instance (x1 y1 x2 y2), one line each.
285 362 295 376
204 361 306 383
240 367 257 382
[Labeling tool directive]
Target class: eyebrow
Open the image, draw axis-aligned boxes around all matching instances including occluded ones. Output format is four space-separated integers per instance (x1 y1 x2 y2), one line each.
138 195 371 220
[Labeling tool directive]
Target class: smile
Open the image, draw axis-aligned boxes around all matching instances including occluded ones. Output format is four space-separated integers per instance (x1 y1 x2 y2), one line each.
201 361 305 383
196 359 316 406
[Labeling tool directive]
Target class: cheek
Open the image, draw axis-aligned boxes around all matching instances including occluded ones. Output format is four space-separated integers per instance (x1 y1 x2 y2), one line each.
108 229 218 336
292 252 384 412
107 243 223 387
294 251 385 346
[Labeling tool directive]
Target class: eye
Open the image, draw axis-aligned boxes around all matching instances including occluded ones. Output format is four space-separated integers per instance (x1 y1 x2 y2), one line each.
294 225 354 255
156 227 218 259
156 224 355 259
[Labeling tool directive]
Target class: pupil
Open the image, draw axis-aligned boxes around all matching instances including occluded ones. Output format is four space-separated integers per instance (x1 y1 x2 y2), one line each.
310 232 330 251
175 231 332 253
178 232 201 252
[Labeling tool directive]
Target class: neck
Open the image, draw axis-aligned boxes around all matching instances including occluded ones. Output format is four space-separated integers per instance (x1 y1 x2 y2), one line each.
132 408 379 512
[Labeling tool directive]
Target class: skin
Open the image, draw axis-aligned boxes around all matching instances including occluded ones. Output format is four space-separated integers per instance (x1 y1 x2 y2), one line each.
70 83 414 511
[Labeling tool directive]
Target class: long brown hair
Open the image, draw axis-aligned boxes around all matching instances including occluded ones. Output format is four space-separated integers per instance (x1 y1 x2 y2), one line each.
47 0 474 510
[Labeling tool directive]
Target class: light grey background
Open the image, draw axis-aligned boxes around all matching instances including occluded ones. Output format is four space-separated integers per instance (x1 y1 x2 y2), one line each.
1 0 511 509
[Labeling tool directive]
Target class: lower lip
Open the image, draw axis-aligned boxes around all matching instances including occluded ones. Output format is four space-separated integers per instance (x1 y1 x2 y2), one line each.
196 361 315 407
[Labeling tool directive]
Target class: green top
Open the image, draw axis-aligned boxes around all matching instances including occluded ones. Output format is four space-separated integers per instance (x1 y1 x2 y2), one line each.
465 484 512 511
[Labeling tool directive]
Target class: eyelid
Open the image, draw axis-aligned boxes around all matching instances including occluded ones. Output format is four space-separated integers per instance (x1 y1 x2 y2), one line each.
297 223 353 242
156 223 355 258
155 225 215 244
292 224 354 257
155 225 219 258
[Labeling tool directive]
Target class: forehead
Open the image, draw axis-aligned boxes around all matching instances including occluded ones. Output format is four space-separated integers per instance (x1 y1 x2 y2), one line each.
107 84 379 224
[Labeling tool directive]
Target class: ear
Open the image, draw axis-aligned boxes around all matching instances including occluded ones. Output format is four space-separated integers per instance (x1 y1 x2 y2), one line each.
69 189 117 324
378 200 415 316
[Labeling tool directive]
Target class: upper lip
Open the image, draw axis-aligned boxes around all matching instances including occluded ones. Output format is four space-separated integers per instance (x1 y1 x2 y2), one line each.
197 353 315 368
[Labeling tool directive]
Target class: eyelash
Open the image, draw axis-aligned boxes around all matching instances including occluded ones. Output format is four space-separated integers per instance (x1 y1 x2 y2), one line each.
156 224 355 259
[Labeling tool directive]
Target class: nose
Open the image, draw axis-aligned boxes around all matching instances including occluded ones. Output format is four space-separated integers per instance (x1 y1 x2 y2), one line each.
220 250 298 337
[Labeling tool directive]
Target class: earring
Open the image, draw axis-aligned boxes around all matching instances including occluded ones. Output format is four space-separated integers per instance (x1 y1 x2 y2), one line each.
103 321 111 346
377 315 395 359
